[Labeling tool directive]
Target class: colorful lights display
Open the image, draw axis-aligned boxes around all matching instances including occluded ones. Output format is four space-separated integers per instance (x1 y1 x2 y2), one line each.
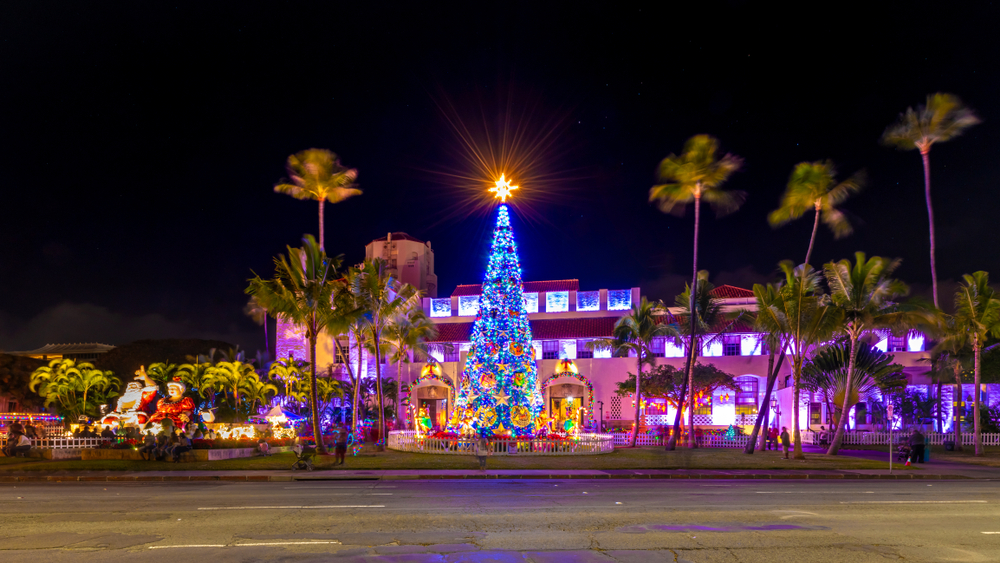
540 368 595 426
447 202 542 437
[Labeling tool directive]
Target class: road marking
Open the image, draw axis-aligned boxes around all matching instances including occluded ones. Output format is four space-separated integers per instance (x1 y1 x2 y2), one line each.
982 532 1000 534
150 541 341 549
282 486 396 489
840 500 987 504
197 505 384 510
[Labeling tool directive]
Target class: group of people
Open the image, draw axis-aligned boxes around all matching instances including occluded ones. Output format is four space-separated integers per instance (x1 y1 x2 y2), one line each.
137 425 197 462
2 421 34 457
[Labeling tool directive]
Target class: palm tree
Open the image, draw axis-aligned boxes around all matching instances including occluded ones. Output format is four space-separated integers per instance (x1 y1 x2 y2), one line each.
146 362 180 388
768 161 864 265
274 149 361 250
242 374 280 418
383 307 438 428
929 322 973 451
268 356 308 411
30 359 120 419
589 297 679 447
246 234 344 454
649 135 743 448
881 93 980 308
938 272 1000 456
824 252 927 455
775 261 843 459
744 283 789 454
202 360 260 422
352 258 419 449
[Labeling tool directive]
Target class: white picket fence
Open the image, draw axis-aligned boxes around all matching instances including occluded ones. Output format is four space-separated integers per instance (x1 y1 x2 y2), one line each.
611 432 752 448
807 431 1000 447
387 431 614 455
0 436 111 449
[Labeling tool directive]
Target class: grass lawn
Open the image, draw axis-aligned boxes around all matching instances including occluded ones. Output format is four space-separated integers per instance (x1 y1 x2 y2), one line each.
841 444 1000 468
0 447 901 472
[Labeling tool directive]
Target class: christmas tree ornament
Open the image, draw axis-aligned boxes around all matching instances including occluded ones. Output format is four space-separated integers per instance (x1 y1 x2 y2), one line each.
495 390 510 406
510 405 532 428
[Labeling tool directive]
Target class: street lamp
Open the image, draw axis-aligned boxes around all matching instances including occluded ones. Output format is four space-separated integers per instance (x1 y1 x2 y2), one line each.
770 397 780 430
596 401 604 432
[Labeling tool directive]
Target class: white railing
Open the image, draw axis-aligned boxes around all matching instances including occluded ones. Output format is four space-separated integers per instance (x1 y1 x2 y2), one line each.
611 432 752 448
805 431 1000 447
387 431 614 455
0 436 112 449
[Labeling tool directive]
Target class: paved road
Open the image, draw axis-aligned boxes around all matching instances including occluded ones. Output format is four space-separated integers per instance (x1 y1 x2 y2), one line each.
1 479 998 562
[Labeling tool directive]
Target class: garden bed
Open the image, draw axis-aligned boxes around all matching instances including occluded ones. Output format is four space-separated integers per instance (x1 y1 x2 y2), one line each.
81 446 291 461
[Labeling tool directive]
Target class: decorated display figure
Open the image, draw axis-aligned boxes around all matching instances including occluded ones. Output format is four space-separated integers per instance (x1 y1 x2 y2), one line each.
100 366 159 427
147 378 197 428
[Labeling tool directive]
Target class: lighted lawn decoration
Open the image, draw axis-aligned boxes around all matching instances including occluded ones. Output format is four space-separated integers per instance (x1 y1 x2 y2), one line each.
100 366 159 427
447 178 542 437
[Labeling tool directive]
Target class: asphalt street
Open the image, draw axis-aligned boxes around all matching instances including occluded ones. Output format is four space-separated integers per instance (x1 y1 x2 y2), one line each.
1 479 998 562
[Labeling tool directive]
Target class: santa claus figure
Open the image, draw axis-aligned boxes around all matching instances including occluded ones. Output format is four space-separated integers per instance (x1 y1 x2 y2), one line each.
101 366 159 427
147 378 197 428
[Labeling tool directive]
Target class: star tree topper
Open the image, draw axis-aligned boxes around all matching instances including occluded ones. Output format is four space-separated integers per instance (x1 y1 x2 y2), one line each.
489 174 518 203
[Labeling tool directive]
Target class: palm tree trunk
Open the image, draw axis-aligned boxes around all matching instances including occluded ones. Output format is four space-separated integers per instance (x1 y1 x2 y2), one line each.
630 353 642 447
827 333 858 455
921 150 939 309
792 355 805 459
746 349 786 454
953 363 963 452
374 335 386 451
804 207 820 266
936 379 943 433
687 193 701 449
352 335 363 440
665 353 690 451
974 341 983 456
396 357 403 431
308 327 327 455
318 199 325 251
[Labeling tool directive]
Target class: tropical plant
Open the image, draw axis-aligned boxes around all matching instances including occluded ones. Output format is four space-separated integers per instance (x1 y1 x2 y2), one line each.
929 325 973 450
351 258 420 448
768 160 864 265
274 148 361 250
175 361 212 401
649 135 743 449
744 283 789 454
881 93 980 308
145 362 180 389
589 297 679 447
616 362 737 435
383 307 438 427
934 272 1000 456
823 252 928 455
201 360 261 421
775 262 843 459
241 374 280 417
29 359 121 420
801 341 907 431
246 234 344 454
268 356 309 410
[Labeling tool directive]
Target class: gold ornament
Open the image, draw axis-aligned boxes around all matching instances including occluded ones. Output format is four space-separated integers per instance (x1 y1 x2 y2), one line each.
494 390 510 406
479 371 496 389
510 405 532 428
477 406 498 428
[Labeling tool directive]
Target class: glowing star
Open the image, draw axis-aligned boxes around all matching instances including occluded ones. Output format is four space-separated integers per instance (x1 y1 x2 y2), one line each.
490 174 519 203
495 390 510 406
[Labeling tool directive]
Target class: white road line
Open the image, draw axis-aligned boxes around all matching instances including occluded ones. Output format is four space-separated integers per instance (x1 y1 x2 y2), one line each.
840 500 987 504
197 505 384 510
150 541 341 549
282 486 397 489
982 532 1000 534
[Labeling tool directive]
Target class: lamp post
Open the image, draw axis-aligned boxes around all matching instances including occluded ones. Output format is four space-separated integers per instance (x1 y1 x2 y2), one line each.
770 396 780 431
597 401 604 432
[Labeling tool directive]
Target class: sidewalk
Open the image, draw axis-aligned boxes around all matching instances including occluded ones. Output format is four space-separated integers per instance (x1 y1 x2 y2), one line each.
0 466 990 482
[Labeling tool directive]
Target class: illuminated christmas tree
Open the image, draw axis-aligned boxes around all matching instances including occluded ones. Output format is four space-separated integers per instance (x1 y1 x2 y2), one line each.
449 176 542 437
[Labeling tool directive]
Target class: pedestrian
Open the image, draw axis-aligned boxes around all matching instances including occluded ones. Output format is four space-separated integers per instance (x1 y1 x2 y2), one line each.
780 426 791 459
767 427 778 451
171 432 192 462
138 431 156 460
907 428 925 466
475 435 491 471
335 426 348 465
818 425 828 446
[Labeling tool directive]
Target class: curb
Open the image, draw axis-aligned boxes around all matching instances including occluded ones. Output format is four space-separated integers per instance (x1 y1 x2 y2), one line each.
0 472 969 482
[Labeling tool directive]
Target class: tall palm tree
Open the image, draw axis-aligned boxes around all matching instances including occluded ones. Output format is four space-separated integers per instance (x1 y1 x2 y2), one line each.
881 93 980 308
274 149 361 250
768 161 864 265
351 258 419 449
938 272 1000 456
775 261 843 459
649 135 743 448
383 307 438 428
590 297 679 447
246 234 344 454
202 360 260 422
744 283 789 454
824 252 926 455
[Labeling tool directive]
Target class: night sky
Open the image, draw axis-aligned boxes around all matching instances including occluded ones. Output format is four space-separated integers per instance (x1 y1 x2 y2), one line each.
2 2 998 354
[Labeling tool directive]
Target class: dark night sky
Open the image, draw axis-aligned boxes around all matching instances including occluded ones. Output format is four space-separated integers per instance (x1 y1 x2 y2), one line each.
2 2 998 354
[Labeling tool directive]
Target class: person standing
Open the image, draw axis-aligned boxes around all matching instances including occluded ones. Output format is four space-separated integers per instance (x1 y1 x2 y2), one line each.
767 427 778 451
334 426 348 465
780 426 791 459
907 428 926 465
475 435 491 471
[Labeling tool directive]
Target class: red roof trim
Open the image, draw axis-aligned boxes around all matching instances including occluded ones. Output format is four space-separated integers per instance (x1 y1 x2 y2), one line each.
709 285 754 299
451 279 580 297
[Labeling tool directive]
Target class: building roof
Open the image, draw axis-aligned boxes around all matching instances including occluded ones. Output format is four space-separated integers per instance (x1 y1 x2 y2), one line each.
429 317 618 343
709 284 754 299
369 232 425 244
12 343 116 356
451 279 581 297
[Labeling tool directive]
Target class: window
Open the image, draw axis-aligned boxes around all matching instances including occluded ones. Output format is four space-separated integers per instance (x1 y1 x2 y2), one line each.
523 293 539 313
542 340 560 360
608 289 632 311
855 403 868 425
784 375 792 388
735 376 759 415
546 291 569 313
576 291 599 311
810 402 822 425
430 298 452 318
444 347 459 362
576 340 594 359
458 295 480 316
650 337 666 358
888 335 906 352
694 394 713 415
334 344 347 364
723 335 741 357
